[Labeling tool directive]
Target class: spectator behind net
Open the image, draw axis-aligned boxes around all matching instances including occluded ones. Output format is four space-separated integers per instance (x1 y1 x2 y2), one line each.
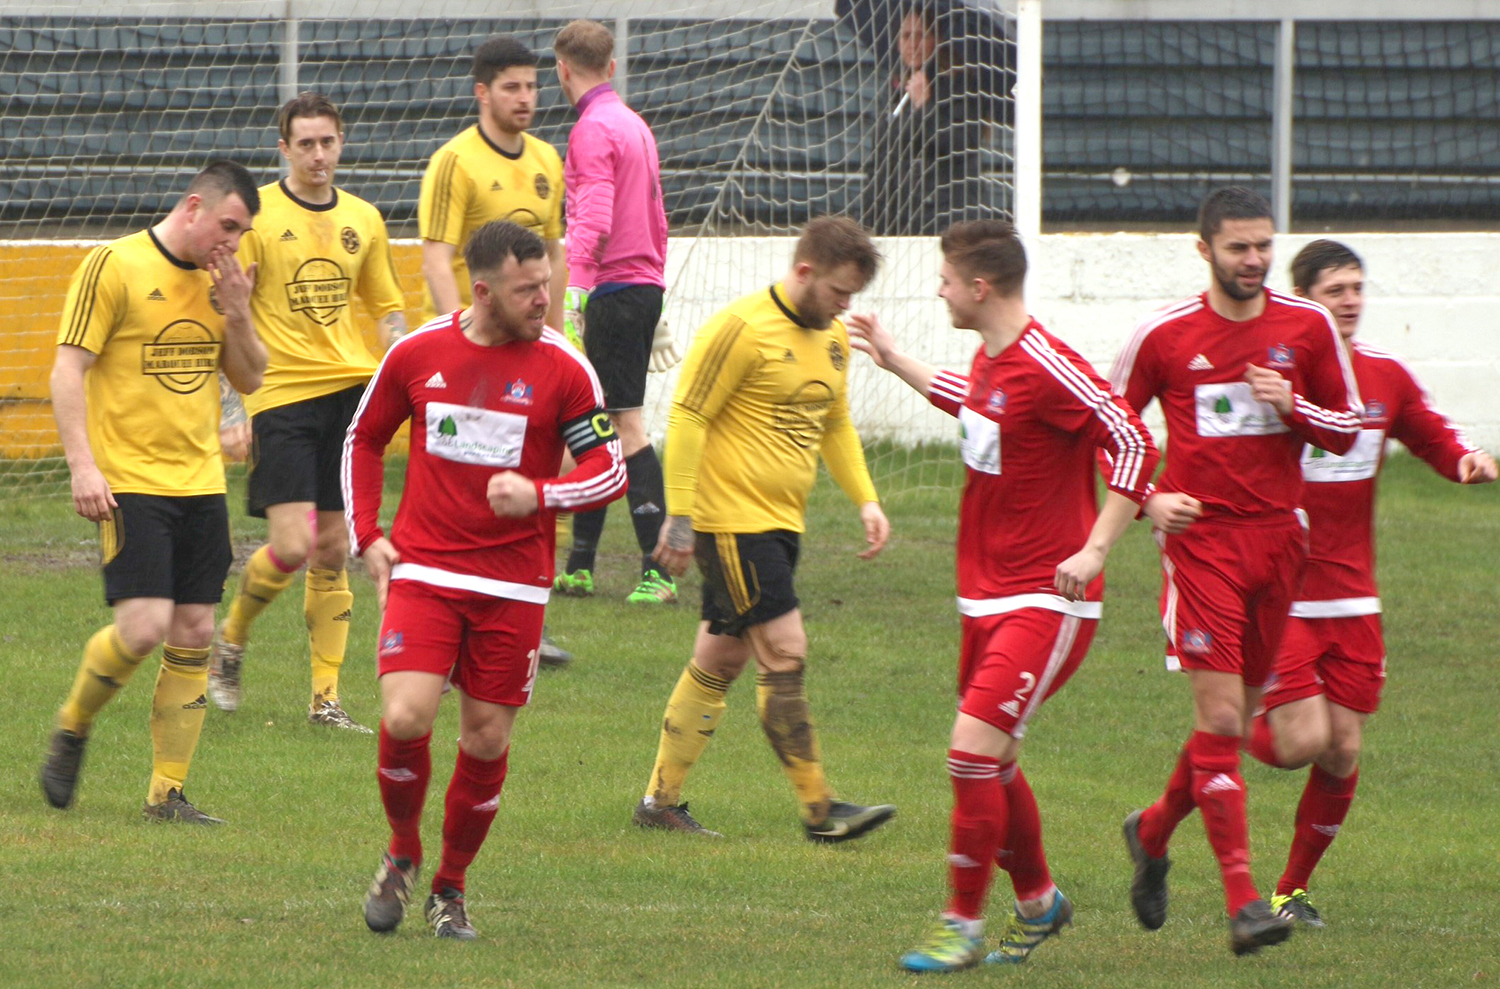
849 1 1013 236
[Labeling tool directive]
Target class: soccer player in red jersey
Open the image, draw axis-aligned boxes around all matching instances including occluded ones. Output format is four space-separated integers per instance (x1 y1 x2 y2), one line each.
344 221 626 940
849 220 1159 973
1110 187 1363 955
1243 240 1496 928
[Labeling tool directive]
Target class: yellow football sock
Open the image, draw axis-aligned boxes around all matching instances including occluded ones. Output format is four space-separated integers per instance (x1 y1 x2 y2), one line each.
148 644 210 805
222 545 297 645
756 670 831 825
646 660 730 806
57 625 148 735
306 567 353 707
555 511 572 547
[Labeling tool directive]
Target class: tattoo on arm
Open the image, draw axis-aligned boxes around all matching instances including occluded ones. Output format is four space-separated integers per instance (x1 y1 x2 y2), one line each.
382 311 407 345
666 515 694 552
219 372 248 428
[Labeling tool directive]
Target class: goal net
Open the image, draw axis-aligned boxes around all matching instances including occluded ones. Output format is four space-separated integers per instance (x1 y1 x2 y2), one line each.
0 0 1018 500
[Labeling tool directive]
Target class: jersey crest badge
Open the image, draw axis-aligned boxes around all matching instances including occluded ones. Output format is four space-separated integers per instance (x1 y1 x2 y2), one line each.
1361 400 1386 423
1180 629 1212 655
828 339 846 371
208 285 224 315
1267 343 1295 369
986 388 1007 413
503 379 534 405
341 226 360 254
534 173 551 199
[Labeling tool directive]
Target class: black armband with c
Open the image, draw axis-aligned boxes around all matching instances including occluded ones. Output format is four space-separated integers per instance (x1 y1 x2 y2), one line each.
562 408 617 458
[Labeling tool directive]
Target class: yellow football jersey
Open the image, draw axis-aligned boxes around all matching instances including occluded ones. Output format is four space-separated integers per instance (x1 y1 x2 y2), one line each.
665 282 880 534
417 126 564 322
55 229 227 496
237 180 404 416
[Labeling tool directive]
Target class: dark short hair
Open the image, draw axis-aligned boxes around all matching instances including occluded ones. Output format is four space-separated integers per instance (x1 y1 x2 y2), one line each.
277 91 342 142
793 215 881 283
186 160 260 216
473 36 538 86
465 220 546 278
554 20 614 75
1198 186 1272 242
1291 239 1363 294
940 219 1026 296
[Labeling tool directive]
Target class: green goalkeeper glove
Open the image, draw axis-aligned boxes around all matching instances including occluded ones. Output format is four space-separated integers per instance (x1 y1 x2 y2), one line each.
563 285 588 351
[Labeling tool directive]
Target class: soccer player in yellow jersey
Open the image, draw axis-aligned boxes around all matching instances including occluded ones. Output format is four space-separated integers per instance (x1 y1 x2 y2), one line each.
40 161 264 823
209 93 406 731
419 37 566 333
633 216 898 841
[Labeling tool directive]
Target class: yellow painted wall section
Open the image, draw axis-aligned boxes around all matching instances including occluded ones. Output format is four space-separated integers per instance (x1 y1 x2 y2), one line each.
0 242 427 458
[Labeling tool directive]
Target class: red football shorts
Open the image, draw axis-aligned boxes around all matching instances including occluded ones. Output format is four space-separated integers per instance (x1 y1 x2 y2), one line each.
377 579 545 707
958 608 1097 738
1262 613 1386 714
1157 514 1307 688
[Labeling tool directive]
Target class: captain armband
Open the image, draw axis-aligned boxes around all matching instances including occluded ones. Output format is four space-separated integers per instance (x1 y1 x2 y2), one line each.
561 408 617 458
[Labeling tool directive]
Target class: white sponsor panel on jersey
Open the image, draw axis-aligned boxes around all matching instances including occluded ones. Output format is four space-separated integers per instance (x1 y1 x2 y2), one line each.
425 401 527 467
959 405 1001 474
1301 427 1384 482
1194 381 1289 437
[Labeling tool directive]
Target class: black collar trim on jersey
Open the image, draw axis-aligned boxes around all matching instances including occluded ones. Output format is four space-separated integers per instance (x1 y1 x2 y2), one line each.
769 284 810 329
148 227 196 270
279 178 339 212
477 124 525 161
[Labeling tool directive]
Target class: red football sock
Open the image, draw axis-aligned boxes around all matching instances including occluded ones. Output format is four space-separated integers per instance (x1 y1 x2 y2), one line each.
1187 731 1258 916
1138 744 1196 858
378 724 431 864
945 749 1006 921
433 747 509 895
995 762 1053 902
1244 712 1287 768
1278 765 1358 896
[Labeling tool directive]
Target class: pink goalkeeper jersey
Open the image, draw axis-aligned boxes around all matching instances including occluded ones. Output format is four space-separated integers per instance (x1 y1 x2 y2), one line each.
928 322 1158 616
1292 340 1477 616
563 84 668 291
1111 289 1362 519
343 314 626 600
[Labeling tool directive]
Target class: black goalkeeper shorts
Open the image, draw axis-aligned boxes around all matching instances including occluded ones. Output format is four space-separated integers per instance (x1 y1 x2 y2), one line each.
582 284 663 412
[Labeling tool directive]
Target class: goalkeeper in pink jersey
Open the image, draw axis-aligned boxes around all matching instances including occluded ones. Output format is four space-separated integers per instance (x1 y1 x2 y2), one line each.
849 220 1158 973
551 19 680 605
1243 239 1496 928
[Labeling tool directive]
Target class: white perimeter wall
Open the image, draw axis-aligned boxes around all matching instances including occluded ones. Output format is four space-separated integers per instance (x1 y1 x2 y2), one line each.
646 232 1500 452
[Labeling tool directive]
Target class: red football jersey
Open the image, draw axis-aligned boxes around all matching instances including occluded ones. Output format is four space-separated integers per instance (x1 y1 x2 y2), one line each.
1292 340 1476 615
1110 289 1362 518
343 314 626 599
928 322 1158 614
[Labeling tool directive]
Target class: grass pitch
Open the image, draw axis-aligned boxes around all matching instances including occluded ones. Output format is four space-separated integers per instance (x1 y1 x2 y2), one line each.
1 453 1495 989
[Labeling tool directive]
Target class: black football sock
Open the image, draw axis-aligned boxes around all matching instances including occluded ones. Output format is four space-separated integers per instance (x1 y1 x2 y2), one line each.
565 508 606 575
625 446 667 574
